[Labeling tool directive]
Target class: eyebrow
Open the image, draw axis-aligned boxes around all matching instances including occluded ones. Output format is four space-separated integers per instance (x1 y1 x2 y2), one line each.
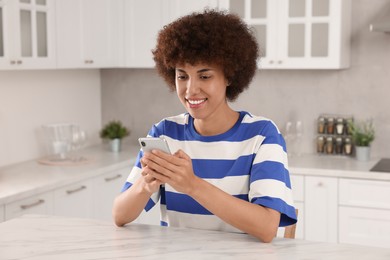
176 68 213 73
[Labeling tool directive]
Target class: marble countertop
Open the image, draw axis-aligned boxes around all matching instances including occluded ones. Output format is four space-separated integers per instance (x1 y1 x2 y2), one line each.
0 142 139 204
0 214 389 260
1 142 389 205
289 154 390 181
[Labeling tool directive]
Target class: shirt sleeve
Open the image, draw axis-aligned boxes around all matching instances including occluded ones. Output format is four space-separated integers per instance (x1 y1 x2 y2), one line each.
248 121 297 227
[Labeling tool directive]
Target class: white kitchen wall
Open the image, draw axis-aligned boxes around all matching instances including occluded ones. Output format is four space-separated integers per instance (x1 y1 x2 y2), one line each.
0 70 101 167
101 0 390 158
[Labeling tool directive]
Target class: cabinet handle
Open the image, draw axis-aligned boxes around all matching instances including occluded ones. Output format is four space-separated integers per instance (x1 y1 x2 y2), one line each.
66 185 87 194
20 199 45 210
269 60 274 64
10 60 16 65
317 182 324 187
84 60 94 64
17 60 23 65
104 174 122 182
278 60 283 64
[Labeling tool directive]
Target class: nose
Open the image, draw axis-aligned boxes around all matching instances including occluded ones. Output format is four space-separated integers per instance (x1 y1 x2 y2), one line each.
186 78 200 95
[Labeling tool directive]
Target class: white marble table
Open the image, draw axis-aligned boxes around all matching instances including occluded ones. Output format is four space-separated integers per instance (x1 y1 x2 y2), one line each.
0 215 389 260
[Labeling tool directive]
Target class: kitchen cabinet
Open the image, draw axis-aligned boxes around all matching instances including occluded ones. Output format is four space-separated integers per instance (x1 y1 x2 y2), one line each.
304 176 338 242
276 175 304 239
339 178 390 248
224 0 351 69
53 179 93 218
124 0 220 68
91 168 128 221
0 205 4 222
5 191 54 220
0 0 56 70
56 0 124 68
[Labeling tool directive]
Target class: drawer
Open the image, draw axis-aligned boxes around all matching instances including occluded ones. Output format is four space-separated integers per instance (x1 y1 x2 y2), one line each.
290 175 304 201
5 192 53 220
339 178 390 210
339 206 390 248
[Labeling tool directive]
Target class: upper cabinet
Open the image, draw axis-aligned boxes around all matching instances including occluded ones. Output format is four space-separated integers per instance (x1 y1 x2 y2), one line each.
124 0 220 68
56 0 124 68
223 0 351 69
0 0 56 70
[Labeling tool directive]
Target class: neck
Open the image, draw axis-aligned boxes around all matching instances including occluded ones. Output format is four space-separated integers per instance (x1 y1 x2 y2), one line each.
194 109 239 136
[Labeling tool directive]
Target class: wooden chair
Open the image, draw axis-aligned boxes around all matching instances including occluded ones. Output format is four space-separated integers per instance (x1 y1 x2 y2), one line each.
283 209 299 239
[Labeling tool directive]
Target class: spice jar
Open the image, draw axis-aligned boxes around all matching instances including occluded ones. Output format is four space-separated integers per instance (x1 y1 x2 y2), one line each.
336 118 344 135
325 136 334 154
317 136 325 153
344 137 352 155
327 117 335 134
335 137 343 154
318 117 326 134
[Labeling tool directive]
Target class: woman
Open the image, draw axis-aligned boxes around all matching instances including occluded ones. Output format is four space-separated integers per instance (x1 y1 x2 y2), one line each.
113 9 297 243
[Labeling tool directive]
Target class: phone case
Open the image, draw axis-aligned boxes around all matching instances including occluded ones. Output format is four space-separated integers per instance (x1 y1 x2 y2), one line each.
138 137 171 154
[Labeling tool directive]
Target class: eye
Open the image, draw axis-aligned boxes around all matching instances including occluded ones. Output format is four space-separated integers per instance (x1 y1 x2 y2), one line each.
177 74 188 80
199 75 211 80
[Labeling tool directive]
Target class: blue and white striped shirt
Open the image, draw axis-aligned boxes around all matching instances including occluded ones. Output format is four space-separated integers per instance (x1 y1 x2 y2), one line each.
122 111 297 233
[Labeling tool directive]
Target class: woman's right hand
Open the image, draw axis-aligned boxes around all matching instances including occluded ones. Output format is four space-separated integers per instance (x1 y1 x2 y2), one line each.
140 156 163 194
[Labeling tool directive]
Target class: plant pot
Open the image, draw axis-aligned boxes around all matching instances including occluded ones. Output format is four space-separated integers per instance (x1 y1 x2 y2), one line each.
355 146 371 161
109 139 121 152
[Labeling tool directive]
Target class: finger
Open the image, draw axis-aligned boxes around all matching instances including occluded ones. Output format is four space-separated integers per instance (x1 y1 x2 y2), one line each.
173 149 190 160
149 149 183 167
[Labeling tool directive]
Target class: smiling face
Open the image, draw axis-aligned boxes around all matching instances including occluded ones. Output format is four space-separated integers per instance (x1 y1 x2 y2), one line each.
175 63 230 122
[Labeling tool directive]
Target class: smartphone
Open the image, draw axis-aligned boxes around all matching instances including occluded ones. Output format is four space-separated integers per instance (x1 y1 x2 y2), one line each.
138 137 171 154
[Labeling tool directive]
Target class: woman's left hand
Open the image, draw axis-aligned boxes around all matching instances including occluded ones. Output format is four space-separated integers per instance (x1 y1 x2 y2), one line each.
142 149 198 194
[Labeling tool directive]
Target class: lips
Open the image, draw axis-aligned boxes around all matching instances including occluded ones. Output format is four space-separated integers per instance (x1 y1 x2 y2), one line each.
186 98 207 108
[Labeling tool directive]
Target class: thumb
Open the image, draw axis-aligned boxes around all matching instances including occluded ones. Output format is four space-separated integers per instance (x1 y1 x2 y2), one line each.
174 149 190 160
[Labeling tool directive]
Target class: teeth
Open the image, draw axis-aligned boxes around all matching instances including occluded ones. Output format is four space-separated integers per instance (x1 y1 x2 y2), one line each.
187 99 206 105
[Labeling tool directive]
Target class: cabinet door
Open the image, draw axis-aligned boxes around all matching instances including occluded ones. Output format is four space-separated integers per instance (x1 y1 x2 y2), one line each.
92 168 128 221
167 0 219 23
305 176 338 242
56 0 123 68
227 0 350 69
339 207 390 249
0 0 55 69
54 180 92 218
124 0 164 68
5 191 53 220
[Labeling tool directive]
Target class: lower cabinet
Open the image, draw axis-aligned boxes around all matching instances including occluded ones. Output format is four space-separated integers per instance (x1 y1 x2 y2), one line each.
54 180 93 218
5 191 54 220
92 168 129 222
339 178 390 248
304 176 338 243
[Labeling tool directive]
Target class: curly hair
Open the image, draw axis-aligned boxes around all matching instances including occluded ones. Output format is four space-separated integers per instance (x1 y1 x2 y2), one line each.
152 9 259 102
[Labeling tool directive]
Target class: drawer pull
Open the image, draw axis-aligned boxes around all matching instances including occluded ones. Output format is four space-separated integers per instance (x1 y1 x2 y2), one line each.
20 199 45 210
66 185 87 194
105 174 122 182
317 182 324 187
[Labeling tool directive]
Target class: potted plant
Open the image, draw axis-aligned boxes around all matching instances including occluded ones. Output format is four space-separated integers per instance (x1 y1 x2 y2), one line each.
348 119 375 161
100 120 130 152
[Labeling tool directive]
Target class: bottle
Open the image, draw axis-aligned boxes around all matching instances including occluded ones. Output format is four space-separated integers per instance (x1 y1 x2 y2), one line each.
344 137 352 155
336 118 344 135
325 136 334 154
317 136 325 153
335 137 343 154
318 117 326 134
327 117 335 134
